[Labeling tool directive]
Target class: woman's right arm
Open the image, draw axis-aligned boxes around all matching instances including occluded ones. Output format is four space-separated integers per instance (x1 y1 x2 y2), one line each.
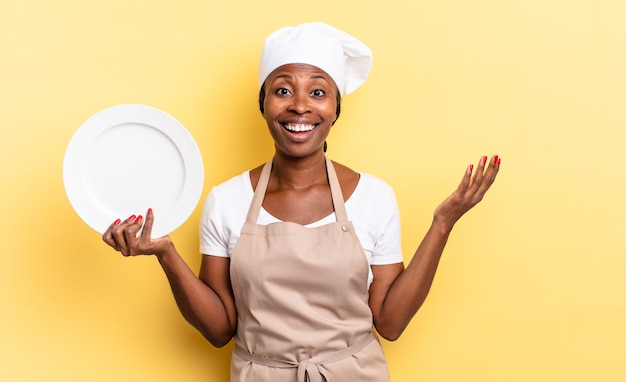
157 248 236 347
102 209 236 347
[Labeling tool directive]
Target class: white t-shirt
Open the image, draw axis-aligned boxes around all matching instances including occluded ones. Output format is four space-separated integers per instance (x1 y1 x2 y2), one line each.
199 170 404 287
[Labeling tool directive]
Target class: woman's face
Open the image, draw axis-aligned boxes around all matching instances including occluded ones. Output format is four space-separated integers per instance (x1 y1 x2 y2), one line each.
262 63 339 159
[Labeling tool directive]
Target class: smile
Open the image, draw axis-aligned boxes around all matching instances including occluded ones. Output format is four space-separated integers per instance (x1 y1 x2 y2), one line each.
283 123 317 132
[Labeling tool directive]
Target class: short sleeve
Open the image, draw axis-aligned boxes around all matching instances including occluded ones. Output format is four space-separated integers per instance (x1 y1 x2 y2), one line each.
346 174 404 266
199 190 229 257
370 184 403 265
199 172 252 257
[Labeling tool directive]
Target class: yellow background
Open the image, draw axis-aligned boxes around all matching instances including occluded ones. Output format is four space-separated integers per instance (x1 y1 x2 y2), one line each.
1 0 625 380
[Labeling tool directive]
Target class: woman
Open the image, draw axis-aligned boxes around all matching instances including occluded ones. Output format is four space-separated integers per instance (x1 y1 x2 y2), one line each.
103 22 500 381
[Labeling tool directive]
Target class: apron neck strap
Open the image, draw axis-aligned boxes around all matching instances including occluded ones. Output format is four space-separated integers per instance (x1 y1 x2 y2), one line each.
246 158 273 224
325 156 349 223
245 156 349 224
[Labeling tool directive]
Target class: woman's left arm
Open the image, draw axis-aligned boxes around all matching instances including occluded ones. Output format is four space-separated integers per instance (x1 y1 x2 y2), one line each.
369 155 500 341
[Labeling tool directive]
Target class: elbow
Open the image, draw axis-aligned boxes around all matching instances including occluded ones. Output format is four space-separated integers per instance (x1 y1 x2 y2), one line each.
377 328 403 342
207 335 233 348
374 312 415 342
374 321 407 342
201 327 236 348
188 317 236 348
382 332 402 342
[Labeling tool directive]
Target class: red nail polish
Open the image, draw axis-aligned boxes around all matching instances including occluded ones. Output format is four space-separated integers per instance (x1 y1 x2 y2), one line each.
481 156 487 165
128 215 136 221
494 155 499 164
113 219 121 226
469 164 474 172
497 157 502 166
148 208 153 216
136 215 143 224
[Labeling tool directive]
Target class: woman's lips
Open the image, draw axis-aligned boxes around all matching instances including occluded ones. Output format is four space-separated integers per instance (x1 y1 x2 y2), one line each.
282 123 317 132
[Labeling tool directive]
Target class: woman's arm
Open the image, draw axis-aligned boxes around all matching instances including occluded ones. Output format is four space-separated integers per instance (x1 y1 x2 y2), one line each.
102 209 236 347
369 155 500 341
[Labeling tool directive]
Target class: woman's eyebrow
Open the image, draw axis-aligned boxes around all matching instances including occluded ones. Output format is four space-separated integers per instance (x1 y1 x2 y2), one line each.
272 74 329 81
273 74 293 80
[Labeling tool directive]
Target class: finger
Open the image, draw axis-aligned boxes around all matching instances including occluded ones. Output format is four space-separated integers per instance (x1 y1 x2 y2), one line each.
474 155 501 200
139 208 154 242
481 155 500 188
112 215 136 256
470 155 488 188
102 219 122 248
462 156 486 201
455 163 473 196
122 215 143 255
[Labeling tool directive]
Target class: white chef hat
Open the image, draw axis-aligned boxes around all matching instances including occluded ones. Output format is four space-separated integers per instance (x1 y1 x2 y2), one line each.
258 22 373 96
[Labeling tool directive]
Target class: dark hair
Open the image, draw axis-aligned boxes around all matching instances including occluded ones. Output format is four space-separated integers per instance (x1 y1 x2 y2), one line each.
258 82 342 123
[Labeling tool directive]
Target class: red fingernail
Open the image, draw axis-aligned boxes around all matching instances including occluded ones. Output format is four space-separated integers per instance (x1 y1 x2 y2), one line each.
128 215 136 221
481 156 487 165
113 219 121 226
136 215 143 224
494 155 499 164
469 164 474 172
148 208 153 215
497 157 502 166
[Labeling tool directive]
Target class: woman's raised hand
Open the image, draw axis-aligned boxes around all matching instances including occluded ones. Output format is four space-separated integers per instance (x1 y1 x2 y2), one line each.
102 208 173 257
433 155 501 231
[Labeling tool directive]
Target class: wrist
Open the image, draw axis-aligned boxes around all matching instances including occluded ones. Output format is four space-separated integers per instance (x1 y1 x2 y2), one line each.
431 215 455 235
154 238 177 261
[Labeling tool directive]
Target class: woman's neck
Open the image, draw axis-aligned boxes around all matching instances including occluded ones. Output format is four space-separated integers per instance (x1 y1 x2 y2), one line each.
270 151 328 191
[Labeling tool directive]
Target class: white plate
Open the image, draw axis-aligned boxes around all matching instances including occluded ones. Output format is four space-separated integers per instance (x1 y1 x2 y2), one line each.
63 104 204 238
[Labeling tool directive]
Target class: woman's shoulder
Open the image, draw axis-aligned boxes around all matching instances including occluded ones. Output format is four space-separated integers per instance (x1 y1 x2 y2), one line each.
331 160 361 202
331 161 393 191
330 161 396 206
201 170 254 223
331 160 359 180
355 173 396 202
208 170 253 199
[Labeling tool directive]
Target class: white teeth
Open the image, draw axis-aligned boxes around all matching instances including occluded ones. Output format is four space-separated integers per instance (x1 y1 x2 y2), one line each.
284 123 316 132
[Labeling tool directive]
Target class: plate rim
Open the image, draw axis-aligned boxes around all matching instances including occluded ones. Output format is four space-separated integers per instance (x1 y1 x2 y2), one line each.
63 104 204 237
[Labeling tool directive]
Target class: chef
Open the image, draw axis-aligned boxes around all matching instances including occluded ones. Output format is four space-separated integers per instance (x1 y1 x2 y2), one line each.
103 21 501 381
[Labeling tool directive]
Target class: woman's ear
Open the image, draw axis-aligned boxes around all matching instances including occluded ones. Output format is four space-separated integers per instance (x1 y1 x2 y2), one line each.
258 83 266 114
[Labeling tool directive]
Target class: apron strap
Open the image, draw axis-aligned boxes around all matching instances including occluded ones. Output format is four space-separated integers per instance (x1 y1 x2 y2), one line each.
325 156 349 223
234 332 375 382
245 156 349 224
245 158 273 224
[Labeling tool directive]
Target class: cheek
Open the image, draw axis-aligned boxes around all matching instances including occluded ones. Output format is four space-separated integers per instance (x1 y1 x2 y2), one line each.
262 99 277 120
324 102 338 120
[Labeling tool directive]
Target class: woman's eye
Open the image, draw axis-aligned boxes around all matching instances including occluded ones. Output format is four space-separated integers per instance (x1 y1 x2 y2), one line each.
276 88 290 95
312 89 325 97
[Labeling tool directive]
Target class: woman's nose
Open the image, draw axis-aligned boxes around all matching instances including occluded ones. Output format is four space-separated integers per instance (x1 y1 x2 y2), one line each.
287 92 310 114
